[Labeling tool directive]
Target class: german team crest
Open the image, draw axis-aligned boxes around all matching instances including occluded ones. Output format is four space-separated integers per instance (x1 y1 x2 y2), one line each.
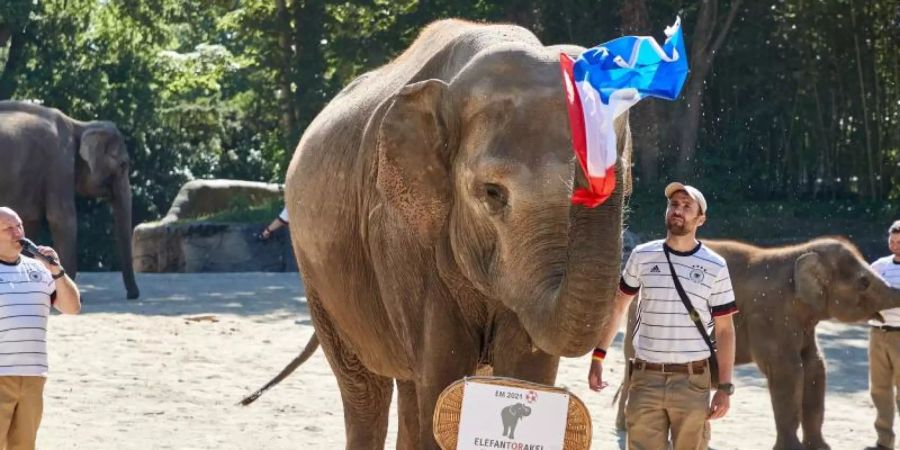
689 266 705 284
25 267 45 283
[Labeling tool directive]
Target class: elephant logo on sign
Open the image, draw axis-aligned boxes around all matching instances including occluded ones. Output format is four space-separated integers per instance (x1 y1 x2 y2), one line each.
500 402 532 440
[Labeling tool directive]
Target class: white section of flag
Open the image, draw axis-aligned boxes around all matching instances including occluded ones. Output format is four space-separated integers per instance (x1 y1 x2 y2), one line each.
574 80 640 177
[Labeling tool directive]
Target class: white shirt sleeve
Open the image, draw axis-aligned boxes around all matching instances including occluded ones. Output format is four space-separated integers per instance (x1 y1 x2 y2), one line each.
709 265 737 316
620 252 641 292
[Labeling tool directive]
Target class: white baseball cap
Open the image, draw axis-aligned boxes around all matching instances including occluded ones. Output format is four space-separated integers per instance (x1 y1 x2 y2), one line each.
664 182 707 214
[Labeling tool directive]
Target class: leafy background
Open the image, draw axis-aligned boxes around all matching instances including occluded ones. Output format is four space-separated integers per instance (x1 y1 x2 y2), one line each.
0 0 897 269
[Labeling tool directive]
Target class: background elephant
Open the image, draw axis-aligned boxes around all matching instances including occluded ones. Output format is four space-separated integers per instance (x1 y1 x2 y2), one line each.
615 237 900 450
244 19 633 449
501 403 532 439
0 101 139 299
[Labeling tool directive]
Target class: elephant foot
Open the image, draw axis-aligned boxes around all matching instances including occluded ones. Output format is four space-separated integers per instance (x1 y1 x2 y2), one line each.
773 438 805 450
127 288 140 300
803 438 831 450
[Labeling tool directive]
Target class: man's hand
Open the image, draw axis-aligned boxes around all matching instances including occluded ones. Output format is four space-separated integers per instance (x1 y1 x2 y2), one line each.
258 228 272 240
708 390 730 419
588 359 609 392
35 246 62 274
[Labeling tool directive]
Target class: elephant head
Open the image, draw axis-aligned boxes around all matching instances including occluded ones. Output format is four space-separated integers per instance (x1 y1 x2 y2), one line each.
511 403 532 419
75 121 139 299
375 46 630 356
794 238 900 322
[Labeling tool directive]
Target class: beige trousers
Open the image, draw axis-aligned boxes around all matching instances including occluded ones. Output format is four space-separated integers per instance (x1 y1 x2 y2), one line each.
626 364 711 450
0 376 45 450
870 328 900 449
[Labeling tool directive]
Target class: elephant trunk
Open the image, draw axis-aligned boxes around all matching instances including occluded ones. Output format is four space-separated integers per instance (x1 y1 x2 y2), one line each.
111 174 139 299
874 278 900 313
514 189 623 357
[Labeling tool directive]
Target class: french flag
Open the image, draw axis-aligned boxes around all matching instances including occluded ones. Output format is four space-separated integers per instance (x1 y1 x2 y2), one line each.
559 17 689 207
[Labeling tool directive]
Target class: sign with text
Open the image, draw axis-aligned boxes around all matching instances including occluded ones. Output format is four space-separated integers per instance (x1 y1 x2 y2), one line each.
457 381 569 450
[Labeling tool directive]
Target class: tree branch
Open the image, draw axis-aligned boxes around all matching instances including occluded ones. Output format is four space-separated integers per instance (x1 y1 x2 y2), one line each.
710 0 743 58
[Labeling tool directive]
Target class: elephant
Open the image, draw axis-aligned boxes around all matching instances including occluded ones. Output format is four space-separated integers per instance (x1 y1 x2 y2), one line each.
241 19 633 449
614 237 900 450
0 101 139 299
501 402 532 440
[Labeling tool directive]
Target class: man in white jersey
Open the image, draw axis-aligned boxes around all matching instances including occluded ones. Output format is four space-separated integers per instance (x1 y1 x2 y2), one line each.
259 207 289 240
866 220 900 450
0 207 79 450
587 183 738 450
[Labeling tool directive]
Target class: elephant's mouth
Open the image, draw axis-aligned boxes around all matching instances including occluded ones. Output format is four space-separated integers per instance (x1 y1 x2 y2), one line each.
871 312 886 323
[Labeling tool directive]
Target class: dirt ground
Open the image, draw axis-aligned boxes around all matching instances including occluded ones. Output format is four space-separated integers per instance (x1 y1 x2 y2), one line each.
38 272 878 449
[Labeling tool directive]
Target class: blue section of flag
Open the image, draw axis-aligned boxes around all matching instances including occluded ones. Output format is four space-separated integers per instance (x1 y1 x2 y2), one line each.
572 18 689 104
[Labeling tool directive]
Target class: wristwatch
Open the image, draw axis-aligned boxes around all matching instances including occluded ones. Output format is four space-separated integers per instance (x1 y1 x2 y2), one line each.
52 269 66 280
717 383 735 396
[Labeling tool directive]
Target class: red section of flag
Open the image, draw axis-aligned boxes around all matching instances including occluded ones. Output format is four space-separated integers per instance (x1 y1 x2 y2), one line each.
559 54 615 208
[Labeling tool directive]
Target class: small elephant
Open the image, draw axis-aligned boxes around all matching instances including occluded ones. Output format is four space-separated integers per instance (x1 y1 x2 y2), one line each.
501 403 532 440
616 237 900 450
0 101 139 299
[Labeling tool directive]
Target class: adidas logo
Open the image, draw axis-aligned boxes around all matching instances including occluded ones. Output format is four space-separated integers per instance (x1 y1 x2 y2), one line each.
650 265 661 273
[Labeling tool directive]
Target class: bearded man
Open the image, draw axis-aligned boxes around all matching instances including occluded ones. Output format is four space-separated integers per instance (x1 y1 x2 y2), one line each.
587 183 738 450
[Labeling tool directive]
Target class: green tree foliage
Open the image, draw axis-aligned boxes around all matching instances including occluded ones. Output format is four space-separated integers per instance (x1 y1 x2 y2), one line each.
0 0 897 269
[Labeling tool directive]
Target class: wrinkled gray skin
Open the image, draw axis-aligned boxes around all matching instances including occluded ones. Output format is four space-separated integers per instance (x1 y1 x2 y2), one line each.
615 238 900 450
0 101 139 299
277 20 631 449
501 403 532 439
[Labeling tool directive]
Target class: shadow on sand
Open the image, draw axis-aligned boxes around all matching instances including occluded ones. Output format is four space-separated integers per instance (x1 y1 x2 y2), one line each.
73 272 308 318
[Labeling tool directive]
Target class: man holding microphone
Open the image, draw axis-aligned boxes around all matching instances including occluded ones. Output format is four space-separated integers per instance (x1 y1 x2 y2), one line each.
0 207 79 450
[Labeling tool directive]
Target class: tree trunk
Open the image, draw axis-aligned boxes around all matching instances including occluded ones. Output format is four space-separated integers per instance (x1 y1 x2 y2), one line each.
0 27 27 100
291 0 327 145
619 0 660 183
275 0 299 153
850 0 876 199
674 0 743 179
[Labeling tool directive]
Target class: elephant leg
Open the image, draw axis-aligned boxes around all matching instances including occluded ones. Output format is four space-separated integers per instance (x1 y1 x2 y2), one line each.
615 368 630 431
616 302 637 432
396 380 420 450
309 297 393 450
764 361 805 450
45 198 77 276
415 299 480 450
800 345 830 450
491 310 559 384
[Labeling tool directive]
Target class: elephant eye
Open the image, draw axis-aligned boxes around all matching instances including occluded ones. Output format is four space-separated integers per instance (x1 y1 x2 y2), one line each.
858 276 871 291
481 183 508 213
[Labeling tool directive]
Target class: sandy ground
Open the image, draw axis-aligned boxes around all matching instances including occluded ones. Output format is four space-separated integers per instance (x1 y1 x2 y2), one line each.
37 272 878 449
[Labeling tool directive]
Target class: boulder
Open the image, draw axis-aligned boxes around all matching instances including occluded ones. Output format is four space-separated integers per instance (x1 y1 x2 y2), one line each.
133 179 296 273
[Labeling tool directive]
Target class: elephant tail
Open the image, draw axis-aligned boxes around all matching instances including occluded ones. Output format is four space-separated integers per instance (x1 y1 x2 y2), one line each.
238 333 319 406
611 383 623 405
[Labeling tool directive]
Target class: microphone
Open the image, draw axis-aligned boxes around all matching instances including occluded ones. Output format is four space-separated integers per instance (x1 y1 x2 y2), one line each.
19 238 60 266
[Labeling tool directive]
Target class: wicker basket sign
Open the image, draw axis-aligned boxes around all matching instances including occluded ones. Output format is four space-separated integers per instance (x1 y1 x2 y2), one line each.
432 376 592 450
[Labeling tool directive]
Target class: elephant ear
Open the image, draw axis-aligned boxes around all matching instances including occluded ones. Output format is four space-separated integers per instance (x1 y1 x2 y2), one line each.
795 252 829 313
78 124 120 175
78 128 101 174
375 79 454 243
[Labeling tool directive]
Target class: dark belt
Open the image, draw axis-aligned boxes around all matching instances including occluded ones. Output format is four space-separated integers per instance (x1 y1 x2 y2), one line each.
632 359 707 374
873 325 900 332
